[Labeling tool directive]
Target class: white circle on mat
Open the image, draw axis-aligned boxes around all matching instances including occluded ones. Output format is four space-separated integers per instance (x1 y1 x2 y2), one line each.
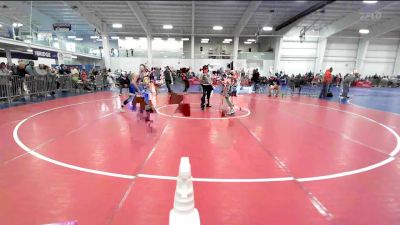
12 97 400 182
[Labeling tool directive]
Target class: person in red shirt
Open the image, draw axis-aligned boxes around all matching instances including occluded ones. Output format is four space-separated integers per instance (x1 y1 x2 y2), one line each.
319 67 333 99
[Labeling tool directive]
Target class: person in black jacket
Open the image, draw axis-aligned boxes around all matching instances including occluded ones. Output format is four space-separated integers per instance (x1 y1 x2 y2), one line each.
164 66 173 93
181 67 190 92
117 73 130 95
251 68 260 93
14 60 28 77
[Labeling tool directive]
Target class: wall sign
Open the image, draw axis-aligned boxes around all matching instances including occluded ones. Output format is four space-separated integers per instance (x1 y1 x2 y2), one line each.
33 49 58 59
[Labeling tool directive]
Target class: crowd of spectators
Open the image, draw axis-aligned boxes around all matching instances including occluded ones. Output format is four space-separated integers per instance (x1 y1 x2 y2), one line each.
0 60 108 102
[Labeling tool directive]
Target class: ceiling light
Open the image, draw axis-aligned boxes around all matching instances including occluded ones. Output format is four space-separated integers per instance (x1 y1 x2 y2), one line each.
96 39 103 42
222 41 231 44
13 23 23 27
244 41 252 44
262 26 273 31
363 1 378 3
27 48 33 52
154 37 162 40
359 29 370 34
68 36 76 39
168 38 175 41
224 39 232 42
111 36 119 40
182 38 189 41
163 24 173 29
75 37 83 41
201 41 208 44
53 37 58 41
0 24 2 27
213 25 223 30
139 37 147 40
201 38 209 41
125 37 133 40
247 39 256 42
71 55 78 59
24 40 31 44
112 23 123 28
90 36 99 39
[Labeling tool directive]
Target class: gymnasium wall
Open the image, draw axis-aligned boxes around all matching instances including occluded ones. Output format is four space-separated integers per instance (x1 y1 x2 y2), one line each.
276 30 400 76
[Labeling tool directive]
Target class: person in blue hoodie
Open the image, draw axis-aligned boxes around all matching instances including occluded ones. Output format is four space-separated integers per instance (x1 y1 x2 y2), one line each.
119 78 139 112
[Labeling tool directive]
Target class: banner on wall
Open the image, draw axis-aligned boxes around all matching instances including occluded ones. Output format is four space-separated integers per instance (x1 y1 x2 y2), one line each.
33 49 58 59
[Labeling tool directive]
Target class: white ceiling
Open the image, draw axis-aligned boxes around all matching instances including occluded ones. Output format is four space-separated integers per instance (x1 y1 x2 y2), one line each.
0 1 399 39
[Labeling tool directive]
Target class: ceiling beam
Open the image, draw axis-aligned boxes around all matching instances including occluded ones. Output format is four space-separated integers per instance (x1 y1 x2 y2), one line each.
363 16 400 40
233 0 262 36
126 1 152 35
275 1 335 36
63 1 103 33
319 1 394 38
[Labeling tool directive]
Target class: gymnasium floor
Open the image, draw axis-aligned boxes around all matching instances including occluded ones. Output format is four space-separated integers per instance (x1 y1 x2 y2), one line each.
1 89 400 225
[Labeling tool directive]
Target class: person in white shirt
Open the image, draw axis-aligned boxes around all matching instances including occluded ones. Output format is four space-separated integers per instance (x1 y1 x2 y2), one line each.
70 66 79 76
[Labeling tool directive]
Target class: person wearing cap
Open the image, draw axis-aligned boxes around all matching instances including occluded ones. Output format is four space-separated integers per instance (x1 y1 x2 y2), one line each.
200 65 213 110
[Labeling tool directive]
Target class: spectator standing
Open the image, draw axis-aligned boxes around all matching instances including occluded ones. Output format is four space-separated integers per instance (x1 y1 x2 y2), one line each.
251 68 260 93
70 66 80 76
59 64 69 75
15 60 28 77
181 67 190 92
0 62 10 99
164 66 173 93
25 61 39 76
340 73 356 99
0 62 10 75
319 67 333 99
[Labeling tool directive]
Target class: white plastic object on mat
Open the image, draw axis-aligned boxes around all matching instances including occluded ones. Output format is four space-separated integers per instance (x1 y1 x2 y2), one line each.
169 157 201 225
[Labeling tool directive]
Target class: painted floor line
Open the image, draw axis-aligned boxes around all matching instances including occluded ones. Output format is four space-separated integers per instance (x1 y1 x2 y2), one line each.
12 96 400 183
